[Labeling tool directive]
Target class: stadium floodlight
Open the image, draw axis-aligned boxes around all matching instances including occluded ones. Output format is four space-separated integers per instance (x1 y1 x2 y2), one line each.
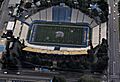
90 3 102 13
35 1 41 7
73 0 78 4
16 71 20 75
25 15 29 18
4 71 8 74
47 0 51 3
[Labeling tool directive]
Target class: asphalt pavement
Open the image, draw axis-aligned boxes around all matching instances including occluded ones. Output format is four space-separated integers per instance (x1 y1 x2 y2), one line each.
0 0 10 33
0 69 105 82
107 0 120 82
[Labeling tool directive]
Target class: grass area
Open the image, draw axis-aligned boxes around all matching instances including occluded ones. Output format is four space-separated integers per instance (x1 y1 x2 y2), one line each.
29 23 90 47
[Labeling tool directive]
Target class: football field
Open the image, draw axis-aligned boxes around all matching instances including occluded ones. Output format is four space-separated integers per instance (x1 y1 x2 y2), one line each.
28 22 90 47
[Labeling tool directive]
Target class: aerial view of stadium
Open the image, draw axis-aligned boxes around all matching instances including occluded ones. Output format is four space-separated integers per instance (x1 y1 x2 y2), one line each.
15 2 107 70
0 0 109 81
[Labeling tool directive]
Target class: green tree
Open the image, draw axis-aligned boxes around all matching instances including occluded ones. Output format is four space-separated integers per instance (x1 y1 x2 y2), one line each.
24 2 32 9
52 76 66 82
30 56 40 65
78 75 100 82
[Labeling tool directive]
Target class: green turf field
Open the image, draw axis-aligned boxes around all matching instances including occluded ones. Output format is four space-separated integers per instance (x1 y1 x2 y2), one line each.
29 23 89 47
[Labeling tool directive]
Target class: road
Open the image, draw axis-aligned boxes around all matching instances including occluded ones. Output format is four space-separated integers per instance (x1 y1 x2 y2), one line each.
107 0 120 82
0 74 51 82
0 0 10 33
0 69 105 82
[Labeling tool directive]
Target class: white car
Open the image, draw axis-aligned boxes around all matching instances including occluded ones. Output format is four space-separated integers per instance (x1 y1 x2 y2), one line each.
115 2 117 6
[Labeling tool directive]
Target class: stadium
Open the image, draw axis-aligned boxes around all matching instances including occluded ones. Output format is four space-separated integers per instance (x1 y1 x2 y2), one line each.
12 3 107 70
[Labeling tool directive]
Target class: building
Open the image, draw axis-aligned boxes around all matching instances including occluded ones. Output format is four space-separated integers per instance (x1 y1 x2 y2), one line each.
8 0 21 8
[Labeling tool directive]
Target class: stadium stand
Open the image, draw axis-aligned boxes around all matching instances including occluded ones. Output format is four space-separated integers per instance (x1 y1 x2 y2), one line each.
13 20 22 38
22 47 88 55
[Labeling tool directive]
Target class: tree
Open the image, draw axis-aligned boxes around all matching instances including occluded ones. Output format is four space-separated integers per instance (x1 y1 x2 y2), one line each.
24 2 32 9
52 76 66 82
78 75 100 82
30 56 40 65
